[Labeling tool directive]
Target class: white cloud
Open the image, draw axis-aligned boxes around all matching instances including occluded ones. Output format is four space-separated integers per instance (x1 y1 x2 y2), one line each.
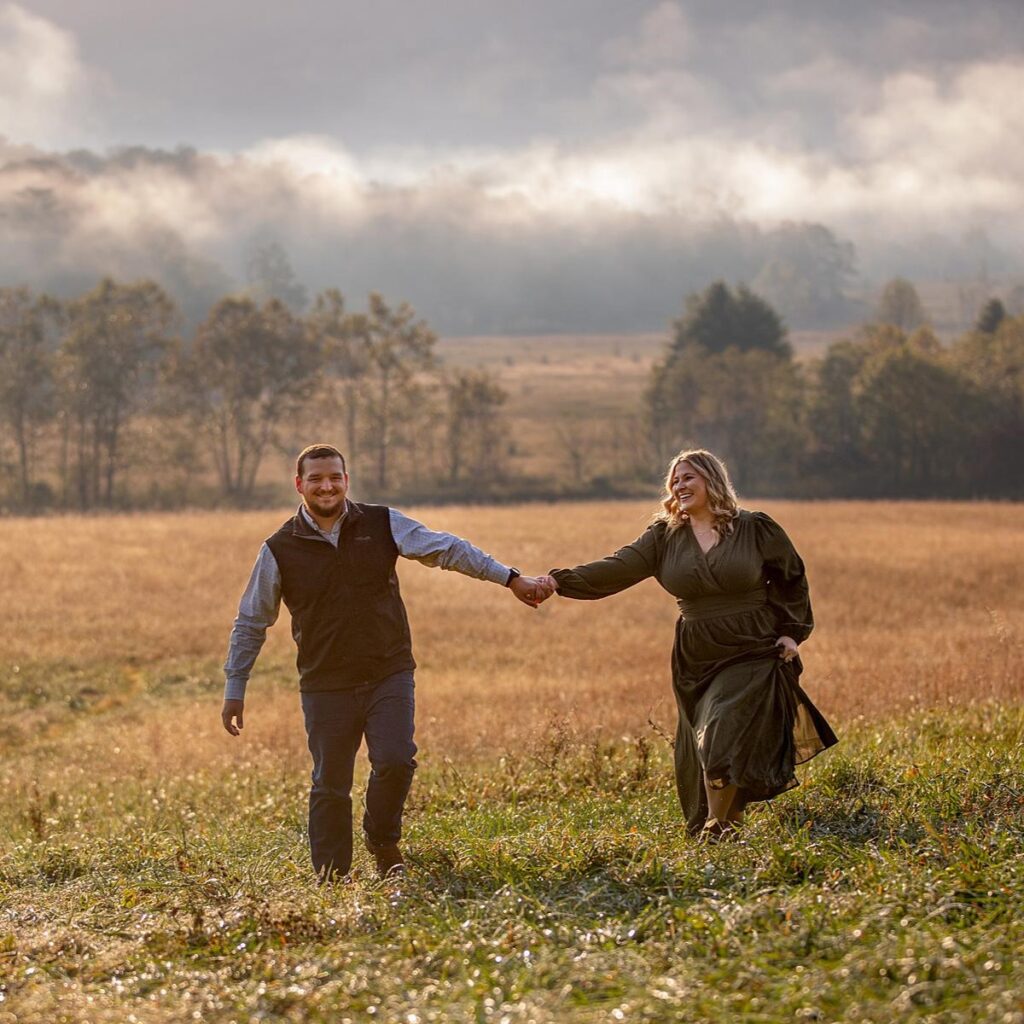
399 58 1024 236
0 3 100 147
2 53 1024 308
7 59 1023 244
850 62 1024 173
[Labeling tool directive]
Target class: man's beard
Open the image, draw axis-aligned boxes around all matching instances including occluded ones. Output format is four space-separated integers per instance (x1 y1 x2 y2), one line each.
305 494 344 518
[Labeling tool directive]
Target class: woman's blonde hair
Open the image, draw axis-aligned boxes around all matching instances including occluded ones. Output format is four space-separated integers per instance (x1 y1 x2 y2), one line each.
655 449 740 534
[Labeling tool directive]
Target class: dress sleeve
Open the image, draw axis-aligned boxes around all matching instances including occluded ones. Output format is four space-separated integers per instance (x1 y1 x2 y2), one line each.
753 512 814 643
550 524 661 600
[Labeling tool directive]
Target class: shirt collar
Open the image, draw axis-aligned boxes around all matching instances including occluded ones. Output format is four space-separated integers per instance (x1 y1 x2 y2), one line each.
299 500 348 538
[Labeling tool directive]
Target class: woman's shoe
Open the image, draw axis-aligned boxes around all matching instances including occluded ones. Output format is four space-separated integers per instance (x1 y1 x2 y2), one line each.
700 817 739 842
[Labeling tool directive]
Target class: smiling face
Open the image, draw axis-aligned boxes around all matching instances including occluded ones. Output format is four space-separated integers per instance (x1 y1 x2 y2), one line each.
295 455 349 520
670 459 709 517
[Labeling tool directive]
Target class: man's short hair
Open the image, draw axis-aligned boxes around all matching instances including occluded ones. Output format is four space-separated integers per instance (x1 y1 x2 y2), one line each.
296 444 347 478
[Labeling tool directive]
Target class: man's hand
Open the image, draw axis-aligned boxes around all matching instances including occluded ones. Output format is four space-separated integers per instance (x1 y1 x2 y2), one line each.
775 636 799 663
222 699 245 736
510 575 556 608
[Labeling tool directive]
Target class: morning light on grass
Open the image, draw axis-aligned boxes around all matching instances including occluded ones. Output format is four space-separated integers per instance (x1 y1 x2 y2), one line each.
1 500 1021 1022
3 4 1024 1022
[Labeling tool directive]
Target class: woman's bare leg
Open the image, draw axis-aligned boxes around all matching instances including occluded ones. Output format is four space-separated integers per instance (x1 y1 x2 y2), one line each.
704 777 737 823
703 779 749 835
724 787 748 823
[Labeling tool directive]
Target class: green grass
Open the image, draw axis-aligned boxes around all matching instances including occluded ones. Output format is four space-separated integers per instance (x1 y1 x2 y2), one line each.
2 700 1023 1023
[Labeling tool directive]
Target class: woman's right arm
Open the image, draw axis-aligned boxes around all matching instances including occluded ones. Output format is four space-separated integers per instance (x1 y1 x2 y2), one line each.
546 524 661 600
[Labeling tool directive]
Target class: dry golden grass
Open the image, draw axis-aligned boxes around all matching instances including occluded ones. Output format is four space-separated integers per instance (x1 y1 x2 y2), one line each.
0 500 1021 798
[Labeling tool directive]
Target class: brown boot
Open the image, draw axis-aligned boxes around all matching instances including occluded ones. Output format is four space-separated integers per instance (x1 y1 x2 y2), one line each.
364 835 405 879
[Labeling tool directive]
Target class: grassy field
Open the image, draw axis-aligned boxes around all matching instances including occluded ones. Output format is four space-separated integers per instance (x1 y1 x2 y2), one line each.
1 500 1022 1022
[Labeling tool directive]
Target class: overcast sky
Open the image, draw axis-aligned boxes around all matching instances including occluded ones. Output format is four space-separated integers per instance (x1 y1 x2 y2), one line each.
2 1 1022 330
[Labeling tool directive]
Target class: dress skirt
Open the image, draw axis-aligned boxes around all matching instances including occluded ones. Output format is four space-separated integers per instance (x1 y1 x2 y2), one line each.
671 603 837 834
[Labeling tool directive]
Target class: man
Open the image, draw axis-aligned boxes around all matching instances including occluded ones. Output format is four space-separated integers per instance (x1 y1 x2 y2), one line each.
221 443 548 882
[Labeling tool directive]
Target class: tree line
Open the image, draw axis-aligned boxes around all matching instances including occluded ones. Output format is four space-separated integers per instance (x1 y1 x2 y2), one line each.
647 280 1022 499
0 280 507 511
0 275 1020 511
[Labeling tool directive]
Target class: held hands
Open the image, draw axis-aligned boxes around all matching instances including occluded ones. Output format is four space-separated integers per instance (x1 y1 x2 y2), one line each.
775 636 799 663
509 574 559 608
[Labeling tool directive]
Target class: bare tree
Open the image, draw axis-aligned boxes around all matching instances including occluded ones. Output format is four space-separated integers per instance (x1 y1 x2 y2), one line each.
60 279 175 508
0 288 62 506
444 369 507 486
192 297 320 502
360 293 437 491
307 289 370 464
554 416 602 487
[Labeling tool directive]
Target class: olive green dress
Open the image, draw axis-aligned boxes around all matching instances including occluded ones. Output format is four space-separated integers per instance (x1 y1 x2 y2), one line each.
551 510 837 833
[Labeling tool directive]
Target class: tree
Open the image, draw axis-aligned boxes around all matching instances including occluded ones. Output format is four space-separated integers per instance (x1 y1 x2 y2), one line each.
553 417 602 488
444 369 507 486
670 281 790 359
60 279 175 508
360 294 437 491
976 297 1006 334
876 277 927 331
649 282 796 488
307 289 370 465
949 315 1024 496
852 344 980 496
192 297 320 502
0 287 62 506
752 222 857 326
803 338 870 491
244 240 309 312
647 345 806 493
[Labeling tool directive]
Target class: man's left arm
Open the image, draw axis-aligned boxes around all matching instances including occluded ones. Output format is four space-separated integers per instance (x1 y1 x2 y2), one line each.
388 509 551 606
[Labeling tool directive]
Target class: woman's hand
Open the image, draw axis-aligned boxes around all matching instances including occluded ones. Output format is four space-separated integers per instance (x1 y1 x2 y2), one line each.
775 636 799 662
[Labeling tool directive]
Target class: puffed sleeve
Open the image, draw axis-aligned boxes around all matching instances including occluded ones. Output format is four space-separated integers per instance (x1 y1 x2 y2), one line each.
550 523 662 600
753 512 813 643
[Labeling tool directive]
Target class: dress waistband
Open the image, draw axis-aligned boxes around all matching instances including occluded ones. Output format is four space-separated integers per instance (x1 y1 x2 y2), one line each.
677 587 767 622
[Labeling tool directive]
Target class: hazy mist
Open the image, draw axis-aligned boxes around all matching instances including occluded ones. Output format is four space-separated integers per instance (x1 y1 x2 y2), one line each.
2 1 1022 332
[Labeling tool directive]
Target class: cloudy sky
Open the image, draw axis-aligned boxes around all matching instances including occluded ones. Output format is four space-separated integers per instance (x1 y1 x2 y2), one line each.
2 1 1022 331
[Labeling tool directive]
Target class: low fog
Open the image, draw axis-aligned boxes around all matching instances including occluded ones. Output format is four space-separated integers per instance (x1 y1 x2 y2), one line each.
2 1 1022 332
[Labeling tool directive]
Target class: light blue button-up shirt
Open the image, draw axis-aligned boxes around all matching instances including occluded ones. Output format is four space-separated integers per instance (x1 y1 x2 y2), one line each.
223 504 511 700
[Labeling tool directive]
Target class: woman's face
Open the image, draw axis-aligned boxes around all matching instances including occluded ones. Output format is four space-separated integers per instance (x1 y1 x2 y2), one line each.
671 460 709 516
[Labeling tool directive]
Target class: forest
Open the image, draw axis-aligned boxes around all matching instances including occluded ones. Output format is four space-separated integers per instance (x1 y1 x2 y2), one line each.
0 274 1020 512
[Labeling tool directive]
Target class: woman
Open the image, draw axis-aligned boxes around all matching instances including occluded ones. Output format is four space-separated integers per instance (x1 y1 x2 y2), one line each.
539 449 837 838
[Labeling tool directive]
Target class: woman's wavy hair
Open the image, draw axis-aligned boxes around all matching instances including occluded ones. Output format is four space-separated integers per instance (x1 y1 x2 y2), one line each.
655 449 740 535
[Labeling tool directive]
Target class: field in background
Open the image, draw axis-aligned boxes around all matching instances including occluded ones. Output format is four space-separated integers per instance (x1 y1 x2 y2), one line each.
1 500 1022 1022
248 328 858 499
1 499 1020 757
434 329 850 483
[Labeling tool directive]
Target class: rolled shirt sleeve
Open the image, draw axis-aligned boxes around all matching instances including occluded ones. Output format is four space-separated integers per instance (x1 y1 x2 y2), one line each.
223 543 283 701
389 509 511 585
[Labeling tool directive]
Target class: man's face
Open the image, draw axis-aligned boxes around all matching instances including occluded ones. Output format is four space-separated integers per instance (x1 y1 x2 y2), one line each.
296 456 349 519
